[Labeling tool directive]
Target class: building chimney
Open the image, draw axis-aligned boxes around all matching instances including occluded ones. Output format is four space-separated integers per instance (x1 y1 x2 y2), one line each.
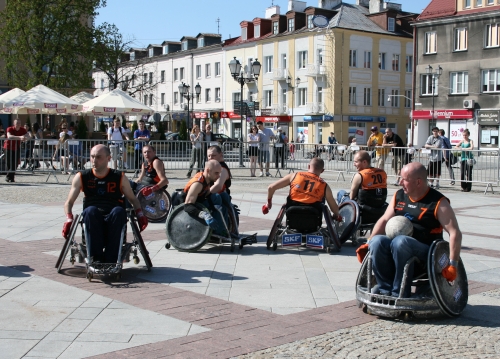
288 0 307 12
356 0 369 8
266 5 280 19
318 0 342 9
369 0 383 13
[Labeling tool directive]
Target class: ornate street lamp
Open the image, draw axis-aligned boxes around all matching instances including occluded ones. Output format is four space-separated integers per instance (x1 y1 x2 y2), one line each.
426 64 443 123
178 82 202 136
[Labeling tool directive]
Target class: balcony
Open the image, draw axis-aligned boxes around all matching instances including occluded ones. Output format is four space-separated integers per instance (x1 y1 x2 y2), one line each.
271 103 289 115
305 64 326 77
306 102 324 114
271 68 287 81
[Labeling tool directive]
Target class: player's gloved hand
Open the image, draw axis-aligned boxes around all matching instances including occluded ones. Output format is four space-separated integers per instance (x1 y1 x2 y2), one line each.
62 213 73 239
141 184 159 197
356 243 369 263
135 209 148 231
262 204 269 215
333 214 343 222
442 265 457 281
199 211 218 230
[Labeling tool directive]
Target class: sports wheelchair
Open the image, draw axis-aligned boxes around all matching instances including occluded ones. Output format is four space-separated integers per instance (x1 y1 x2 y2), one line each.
349 202 388 246
165 192 256 252
356 240 468 319
55 209 153 281
135 186 172 223
266 201 359 253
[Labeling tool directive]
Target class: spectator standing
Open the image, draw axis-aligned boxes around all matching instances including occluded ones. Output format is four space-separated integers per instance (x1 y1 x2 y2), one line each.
107 116 130 169
186 125 203 178
274 127 287 169
31 122 44 169
297 131 305 150
367 126 388 169
257 121 275 177
0 123 5 137
382 128 405 185
425 126 443 189
455 129 474 192
404 143 416 165
247 125 261 177
327 132 337 161
289 140 295 160
4 119 28 182
439 129 455 185
133 120 150 170
20 123 33 169
201 123 214 167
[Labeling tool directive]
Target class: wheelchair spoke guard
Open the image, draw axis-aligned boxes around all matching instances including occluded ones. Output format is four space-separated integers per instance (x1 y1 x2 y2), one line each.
165 203 211 252
337 200 360 244
137 188 171 223
428 240 468 317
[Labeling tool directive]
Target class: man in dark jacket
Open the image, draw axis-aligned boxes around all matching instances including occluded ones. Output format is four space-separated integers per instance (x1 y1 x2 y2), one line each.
382 128 405 185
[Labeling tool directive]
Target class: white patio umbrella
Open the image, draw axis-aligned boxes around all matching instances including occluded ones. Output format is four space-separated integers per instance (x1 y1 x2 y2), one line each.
70 91 95 104
81 89 153 116
2 84 82 115
0 88 25 110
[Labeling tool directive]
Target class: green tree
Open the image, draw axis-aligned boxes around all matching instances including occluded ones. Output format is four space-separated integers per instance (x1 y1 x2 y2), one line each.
157 121 166 140
179 120 187 141
0 0 106 91
76 117 88 139
99 120 106 133
130 120 138 133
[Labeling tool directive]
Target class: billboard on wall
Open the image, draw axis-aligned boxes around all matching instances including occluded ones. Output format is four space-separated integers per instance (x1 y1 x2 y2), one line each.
449 120 467 145
297 126 309 143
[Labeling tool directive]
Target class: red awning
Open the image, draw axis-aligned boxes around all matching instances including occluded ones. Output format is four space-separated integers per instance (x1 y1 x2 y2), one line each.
221 111 240 119
412 109 474 120
255 116 292 123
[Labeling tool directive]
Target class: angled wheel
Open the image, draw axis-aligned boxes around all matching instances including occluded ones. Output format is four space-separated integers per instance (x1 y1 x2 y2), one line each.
137 187 172 223
323 206 341 252
130 214 153 271
266 204 286 250
56 214 80 273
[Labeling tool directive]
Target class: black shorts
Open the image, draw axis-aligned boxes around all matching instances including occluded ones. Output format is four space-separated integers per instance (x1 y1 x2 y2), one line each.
428 160 442 177
248 146 259 157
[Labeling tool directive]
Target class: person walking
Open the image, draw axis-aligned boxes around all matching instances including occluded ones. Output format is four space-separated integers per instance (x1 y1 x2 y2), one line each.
133 119 150 170
382 128 405 185
257 121 275 177
424 127 443 189
367 126 388 169
439 129 455 185
274 127 287 169
4 119 28 182
455 129 474 192
247 125 261 177
186 125 203 178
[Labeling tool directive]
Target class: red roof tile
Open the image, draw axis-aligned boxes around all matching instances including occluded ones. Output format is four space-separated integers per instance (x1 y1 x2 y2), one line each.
417 0 456 20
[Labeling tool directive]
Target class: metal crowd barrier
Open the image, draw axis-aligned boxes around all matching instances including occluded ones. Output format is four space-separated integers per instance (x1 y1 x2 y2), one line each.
1 137 499 193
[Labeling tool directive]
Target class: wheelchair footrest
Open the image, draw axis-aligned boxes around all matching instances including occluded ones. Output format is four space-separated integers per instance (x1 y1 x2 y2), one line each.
240 233 257 246
87 262 122 275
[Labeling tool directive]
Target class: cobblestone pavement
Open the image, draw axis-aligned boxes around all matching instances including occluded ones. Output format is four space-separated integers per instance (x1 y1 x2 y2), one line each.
1 167 500 358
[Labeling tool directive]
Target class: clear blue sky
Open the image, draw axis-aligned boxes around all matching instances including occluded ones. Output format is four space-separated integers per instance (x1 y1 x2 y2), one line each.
95 0 428 48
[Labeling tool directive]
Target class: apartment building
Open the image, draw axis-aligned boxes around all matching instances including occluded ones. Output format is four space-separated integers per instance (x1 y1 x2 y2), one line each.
412 0 500 148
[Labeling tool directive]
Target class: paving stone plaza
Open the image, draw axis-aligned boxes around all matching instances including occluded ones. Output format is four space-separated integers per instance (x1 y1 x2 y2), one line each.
1 169 500 358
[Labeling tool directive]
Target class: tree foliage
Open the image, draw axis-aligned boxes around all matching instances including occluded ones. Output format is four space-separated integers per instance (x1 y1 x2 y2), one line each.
179 120 187 141
0 0 106 92
76 117 88 139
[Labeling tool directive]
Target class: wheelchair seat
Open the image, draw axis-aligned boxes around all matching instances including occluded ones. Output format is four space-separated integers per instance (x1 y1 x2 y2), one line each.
286 206 322 233
359 202 388 225
355 240 468 319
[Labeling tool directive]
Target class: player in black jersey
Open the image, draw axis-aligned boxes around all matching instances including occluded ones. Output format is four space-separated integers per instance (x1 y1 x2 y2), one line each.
62 144 148 264
356 162 462 298
133 144 169 197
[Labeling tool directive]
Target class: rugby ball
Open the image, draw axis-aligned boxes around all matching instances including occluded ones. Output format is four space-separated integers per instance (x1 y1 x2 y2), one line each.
385 216 413 239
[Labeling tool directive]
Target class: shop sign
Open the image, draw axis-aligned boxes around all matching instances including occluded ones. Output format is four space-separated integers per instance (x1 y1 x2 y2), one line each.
193 112 208 119
412 109 473 120
477 110 499 124
348 116 386 122
304 115 334 121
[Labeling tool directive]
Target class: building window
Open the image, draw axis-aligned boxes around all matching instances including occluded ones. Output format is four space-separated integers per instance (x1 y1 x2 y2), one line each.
180 68 185 80
388 18 395 32
143 95 147 105
425 32 437 54
317 49 323 65
161 93 165 105
205 88 211 102
241 27 247 41
131 74 135 86
205 64 211 78
298 51 307 69
182 41 188 51
149 72 153 84
215 62 221 76
149 94 153 106
288 18 295 32
100 79 104 89
174 68 178 81
273 21 279 34
232 92 241 103
477 0 483 6
149 48 154 57
485 23 500 47
281 88 287 105
391 90 399 107
363 88 371 106
264 56 273 73
307 14 314 29
198 38 204 47
215 87 221 102
405 90 412 108
298 88 307 106
482 69 500 92
255 25 260 38
130 53 135 61
317 87 323 103
282 54 287 69
421 74 438 95
264 90 273 107
465 0 471 7
349 50 357 67
405 55 413 73
378 53 386 70
364 51 371 68
454 28 468 51
143 73 147 84
378 89 385 106
349 86 356 105
163 45 169 54
196 65 201 79
160 70 165 83
487 0 494 4
392 54 400 71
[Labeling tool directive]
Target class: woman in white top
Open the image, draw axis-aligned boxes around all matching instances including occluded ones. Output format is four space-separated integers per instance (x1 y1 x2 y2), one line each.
186 125 203 178
247 125 261 177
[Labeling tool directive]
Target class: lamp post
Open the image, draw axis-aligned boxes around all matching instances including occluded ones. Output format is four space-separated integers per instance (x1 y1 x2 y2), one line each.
228 57 261 167
426 65 443 125
287 76 301 148
178 82 201 136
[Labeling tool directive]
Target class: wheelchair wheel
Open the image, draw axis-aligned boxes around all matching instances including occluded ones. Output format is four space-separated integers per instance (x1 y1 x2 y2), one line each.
130 215 153 271
56 214 80 273
136 187 171 223
322 206 341 252
266 204 286 250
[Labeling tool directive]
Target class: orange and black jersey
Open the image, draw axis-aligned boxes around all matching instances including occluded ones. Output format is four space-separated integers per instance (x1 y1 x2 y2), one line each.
392 188 448 245
141 157 161 186
357 167 387 207
183 172 211 201
220 161 232 195
80 169 124 213
288 172 327 205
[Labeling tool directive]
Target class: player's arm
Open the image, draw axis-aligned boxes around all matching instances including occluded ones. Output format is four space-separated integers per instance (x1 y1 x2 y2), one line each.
368 192 397 240
325 185 340 218
349 173 362 200
122 176 141 209
210 167 228 194
436 199 462 263
153 159 169 189
135 163 145 183
266 173 294 209
64 173 82 215
185 182 202 204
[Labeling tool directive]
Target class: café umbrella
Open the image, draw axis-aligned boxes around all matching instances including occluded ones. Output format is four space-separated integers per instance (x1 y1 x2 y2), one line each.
81 89 152 116
0 88 26 110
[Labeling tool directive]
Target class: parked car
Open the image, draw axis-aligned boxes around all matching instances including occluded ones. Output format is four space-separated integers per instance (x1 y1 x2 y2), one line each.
211 133 241 149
